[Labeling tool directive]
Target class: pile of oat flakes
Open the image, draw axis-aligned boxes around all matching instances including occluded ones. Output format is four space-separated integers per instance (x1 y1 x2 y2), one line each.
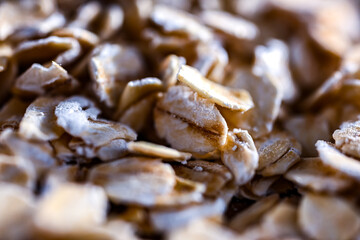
1 0 360 239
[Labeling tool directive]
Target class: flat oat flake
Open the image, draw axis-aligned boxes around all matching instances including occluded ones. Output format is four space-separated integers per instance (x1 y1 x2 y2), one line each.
0 183 35 240
33 183 108 239
88 157 177 206
299 193 360 240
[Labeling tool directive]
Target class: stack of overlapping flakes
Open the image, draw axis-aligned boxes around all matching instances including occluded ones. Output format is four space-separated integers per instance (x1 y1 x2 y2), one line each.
1 0 360 239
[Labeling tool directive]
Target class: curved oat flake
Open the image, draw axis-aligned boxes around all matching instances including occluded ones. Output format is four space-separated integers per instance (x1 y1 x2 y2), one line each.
127 141 192 162
55 96 136 148
15 36 81 66
285 157 353 193
8 12 66 43
178 65 254 111
154 85 228 156
316 140 360 181
224 68 281 138
150 5 213 42
51 27 100 49
0 0 56 40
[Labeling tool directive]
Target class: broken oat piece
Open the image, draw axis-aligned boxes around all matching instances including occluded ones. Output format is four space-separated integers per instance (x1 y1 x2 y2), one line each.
14 61 78 97
159 54 186 89
333 119 360 159
221 129 259 185
192 41 228 84
55 96 136 147
19 96 64 141
89 43 145 107
173 160 232 196
255 130 301 176
115 77 163 118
